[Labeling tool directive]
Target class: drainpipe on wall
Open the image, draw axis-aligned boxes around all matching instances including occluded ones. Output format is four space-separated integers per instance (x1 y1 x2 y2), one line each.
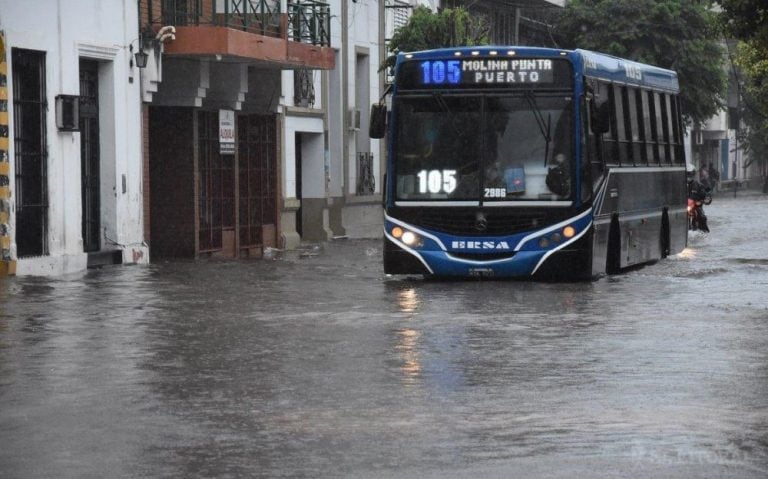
341 0 349 197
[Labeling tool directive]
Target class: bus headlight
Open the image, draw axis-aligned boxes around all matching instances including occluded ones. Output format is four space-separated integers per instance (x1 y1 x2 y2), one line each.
401 231 420 247
391 226 422 248
538 226 576 249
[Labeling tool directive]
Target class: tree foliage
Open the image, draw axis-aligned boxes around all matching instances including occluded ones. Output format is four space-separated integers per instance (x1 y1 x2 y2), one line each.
382 6 490 72
720 0 768 167
552 0 726 126
719 0 768 48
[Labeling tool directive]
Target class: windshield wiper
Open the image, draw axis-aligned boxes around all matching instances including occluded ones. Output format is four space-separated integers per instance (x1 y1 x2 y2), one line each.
523 91 552 166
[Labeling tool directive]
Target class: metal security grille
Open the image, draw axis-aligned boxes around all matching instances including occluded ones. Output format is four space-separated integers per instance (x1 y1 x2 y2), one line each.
12 48 47 257
237 114 276 249
293 67 315 107
79 59 100 253
357 152 375 195
198 111 235 252
162 0 197 26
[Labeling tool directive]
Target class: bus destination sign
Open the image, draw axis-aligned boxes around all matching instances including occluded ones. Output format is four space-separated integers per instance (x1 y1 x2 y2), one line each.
398 57 571 90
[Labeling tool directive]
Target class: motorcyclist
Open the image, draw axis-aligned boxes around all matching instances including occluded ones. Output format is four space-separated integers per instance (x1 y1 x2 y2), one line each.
687 165 711 232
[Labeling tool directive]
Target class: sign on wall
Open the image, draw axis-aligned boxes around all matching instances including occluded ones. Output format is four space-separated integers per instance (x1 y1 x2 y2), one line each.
219 109 235 155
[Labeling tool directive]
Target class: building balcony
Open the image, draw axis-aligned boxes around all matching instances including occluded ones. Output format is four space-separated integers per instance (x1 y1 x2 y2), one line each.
142 0 335 70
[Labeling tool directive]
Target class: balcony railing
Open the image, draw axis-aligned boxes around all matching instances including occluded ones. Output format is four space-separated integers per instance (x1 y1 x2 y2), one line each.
154 0 331 46
288 1 331 46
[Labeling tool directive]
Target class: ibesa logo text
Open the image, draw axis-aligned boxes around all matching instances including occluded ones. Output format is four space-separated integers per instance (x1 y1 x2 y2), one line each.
451 240 511 250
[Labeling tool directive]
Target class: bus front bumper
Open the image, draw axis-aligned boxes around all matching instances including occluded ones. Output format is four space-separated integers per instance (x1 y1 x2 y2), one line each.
383 212 594 279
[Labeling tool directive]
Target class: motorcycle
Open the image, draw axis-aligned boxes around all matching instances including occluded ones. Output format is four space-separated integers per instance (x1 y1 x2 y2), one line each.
687 193 712 232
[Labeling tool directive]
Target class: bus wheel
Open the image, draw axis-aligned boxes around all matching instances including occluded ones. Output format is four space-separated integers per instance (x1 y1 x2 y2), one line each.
660 207 670 259
606 213 621 275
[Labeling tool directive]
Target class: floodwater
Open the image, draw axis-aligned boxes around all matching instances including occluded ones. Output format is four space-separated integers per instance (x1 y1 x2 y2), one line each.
1 193 767 478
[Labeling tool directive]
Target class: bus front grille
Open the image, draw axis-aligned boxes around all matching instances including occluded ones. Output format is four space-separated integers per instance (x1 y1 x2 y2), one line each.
394 207 573 237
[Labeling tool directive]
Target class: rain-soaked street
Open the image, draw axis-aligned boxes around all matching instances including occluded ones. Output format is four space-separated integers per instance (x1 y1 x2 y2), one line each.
1 193 767 478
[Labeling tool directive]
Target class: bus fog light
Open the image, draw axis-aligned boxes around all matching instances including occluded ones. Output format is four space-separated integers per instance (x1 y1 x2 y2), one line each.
392 226 404 239
539 237 550 248
563 226 576 238
551 232 562 243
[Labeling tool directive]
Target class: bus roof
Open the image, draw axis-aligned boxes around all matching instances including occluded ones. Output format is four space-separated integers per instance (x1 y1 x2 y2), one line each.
396 46 679 93
574 49 679 92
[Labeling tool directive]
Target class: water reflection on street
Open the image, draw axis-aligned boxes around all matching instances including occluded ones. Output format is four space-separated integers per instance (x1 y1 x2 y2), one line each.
1 194 768 478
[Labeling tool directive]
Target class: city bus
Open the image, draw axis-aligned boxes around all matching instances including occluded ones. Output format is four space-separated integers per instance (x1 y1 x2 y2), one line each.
370 46 688 280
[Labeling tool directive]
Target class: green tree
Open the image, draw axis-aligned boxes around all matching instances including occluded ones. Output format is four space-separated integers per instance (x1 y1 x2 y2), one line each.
553 0 726 126
382 6 490 72
719 0 768 49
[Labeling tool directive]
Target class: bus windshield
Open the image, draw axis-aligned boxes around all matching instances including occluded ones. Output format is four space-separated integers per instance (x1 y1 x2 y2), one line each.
394 93 573 203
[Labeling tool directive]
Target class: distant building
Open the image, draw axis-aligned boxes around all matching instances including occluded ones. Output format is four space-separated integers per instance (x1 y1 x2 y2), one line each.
689 40 756 188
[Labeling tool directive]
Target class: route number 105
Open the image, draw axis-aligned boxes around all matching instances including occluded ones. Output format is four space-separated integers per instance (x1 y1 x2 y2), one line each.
420 60 462 85
417 169 457 194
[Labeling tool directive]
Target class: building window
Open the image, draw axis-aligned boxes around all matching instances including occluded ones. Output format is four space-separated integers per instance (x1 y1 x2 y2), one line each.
12 48 48 257
293 67 315 108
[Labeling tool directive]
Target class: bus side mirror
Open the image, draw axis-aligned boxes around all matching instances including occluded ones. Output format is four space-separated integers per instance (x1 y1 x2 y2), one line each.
369 103 387 139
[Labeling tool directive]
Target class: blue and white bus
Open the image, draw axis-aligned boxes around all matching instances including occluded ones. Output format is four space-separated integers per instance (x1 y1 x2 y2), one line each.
370 46 688 280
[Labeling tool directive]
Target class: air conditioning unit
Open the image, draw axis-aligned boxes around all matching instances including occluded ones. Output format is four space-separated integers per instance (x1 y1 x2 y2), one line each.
348 109 361 131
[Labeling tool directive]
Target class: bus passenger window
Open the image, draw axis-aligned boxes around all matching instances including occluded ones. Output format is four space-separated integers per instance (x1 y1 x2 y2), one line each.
613 85 630 165
654 92 668 163
627 88 642 165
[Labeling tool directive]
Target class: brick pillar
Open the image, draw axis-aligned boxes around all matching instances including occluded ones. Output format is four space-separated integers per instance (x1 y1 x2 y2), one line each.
0 32 15 276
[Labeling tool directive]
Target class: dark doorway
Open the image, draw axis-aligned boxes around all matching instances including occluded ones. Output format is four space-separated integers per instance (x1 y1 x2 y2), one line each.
295 133 302 237
79 59 100 252
11 48 47 257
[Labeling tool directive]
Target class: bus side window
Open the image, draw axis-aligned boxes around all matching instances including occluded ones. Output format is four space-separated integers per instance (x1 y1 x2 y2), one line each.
627 87 642 165
613 84 630 165
582 96 603 200
653 92 666 163
589 80 611 135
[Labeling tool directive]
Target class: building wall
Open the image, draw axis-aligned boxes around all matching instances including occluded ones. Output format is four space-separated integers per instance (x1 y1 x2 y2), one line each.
0 0 148 276
331 0 384 239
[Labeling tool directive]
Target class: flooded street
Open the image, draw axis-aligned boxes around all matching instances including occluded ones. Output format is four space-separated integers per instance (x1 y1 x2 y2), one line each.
1 193 768 478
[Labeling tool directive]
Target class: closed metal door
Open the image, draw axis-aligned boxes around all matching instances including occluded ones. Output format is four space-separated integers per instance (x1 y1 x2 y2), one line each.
79 59 100 252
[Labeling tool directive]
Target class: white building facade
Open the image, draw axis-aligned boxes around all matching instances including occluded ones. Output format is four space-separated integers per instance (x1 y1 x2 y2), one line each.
280 0 385 247
0 0 148 276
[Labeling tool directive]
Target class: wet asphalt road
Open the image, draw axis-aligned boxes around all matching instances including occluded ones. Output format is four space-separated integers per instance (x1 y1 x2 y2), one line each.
1 193 767 478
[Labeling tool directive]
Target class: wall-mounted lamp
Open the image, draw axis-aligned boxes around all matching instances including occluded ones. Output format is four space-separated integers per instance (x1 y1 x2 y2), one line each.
134 48 149 68
128 26 174 71
129 43 148 69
